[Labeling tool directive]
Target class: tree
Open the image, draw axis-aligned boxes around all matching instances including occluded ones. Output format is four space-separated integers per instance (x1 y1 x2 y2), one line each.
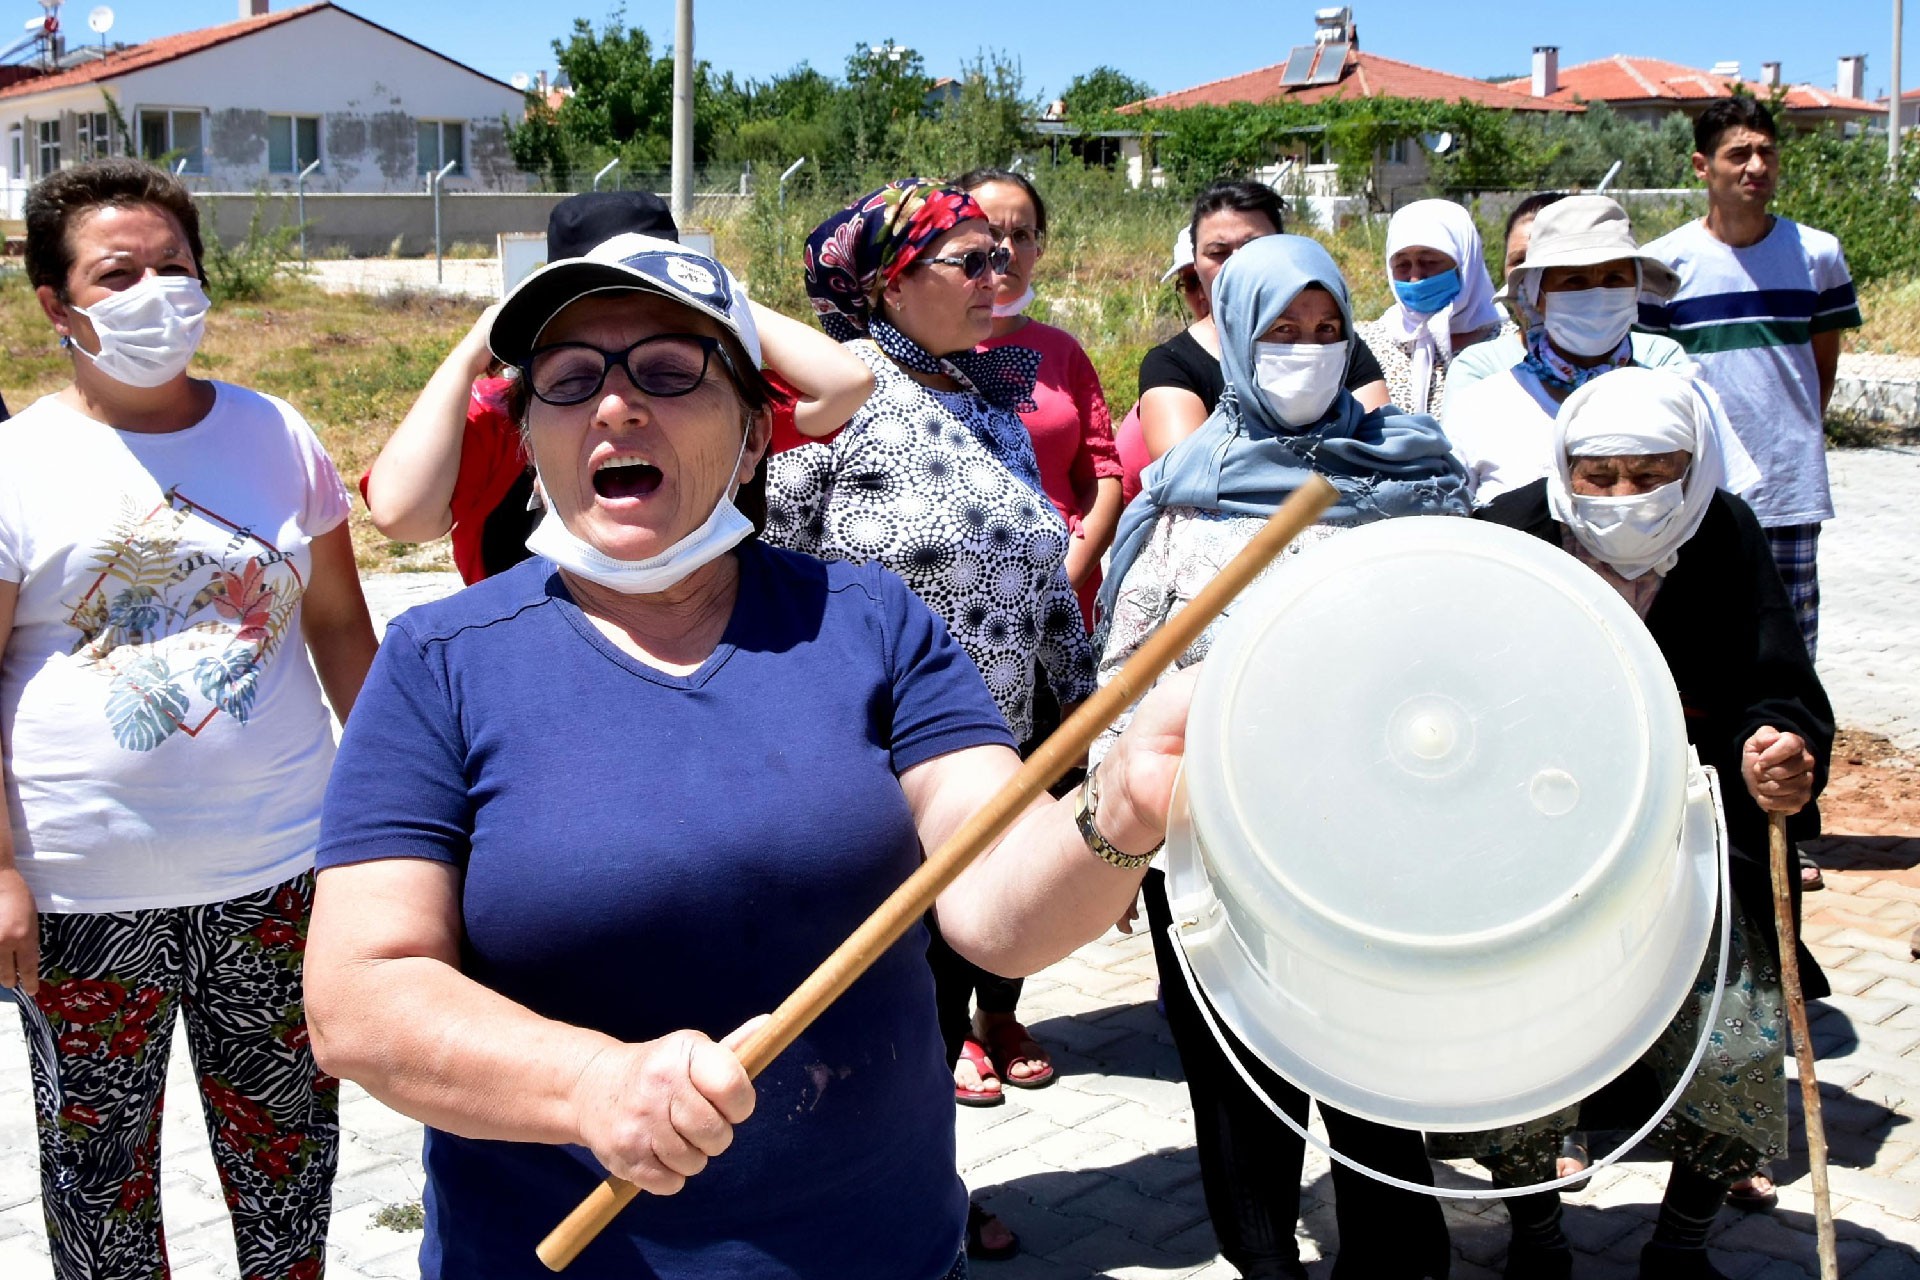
1061 66 1154 118
833 39 933 171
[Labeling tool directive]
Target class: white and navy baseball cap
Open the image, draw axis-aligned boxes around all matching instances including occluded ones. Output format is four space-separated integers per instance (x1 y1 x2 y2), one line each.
488 232 762 368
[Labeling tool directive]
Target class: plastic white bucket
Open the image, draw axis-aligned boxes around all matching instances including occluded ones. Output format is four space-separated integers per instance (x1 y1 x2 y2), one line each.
1164 517 1722 1132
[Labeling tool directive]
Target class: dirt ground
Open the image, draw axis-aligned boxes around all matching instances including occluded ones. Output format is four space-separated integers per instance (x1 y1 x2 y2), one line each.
1818 727 1920 838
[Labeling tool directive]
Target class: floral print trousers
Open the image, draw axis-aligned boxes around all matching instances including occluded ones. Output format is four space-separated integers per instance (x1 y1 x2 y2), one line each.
15 872 338 1280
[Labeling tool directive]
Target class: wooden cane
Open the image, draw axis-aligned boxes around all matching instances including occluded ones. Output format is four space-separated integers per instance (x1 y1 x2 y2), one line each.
534 475 1341 1270
1769 812 1839 1280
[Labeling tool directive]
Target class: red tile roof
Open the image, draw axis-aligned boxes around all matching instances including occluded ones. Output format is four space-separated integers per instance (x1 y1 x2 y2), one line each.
1499 56 1881 115
1121 49 1579 114
0 4 325 101
0 3 513 102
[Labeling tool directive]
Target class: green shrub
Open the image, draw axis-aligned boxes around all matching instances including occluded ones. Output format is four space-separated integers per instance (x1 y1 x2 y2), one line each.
199 192 301 304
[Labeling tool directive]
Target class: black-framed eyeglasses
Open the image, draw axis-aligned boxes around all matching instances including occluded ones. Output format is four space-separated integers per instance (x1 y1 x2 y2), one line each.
913 246 1013 281
523 333 741 406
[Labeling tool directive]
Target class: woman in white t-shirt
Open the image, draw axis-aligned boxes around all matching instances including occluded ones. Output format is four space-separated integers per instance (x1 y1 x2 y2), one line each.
0 160 375 1280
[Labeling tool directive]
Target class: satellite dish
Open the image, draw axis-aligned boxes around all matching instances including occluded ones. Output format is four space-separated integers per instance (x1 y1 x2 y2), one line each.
87 5 113 35
1424 131 1456 155
510 71 531 91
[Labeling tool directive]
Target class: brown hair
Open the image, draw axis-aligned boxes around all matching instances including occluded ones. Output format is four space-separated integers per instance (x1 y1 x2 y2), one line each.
25 159 206 299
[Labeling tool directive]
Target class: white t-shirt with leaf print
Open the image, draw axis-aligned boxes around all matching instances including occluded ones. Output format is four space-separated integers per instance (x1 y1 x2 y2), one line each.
0 383 349 912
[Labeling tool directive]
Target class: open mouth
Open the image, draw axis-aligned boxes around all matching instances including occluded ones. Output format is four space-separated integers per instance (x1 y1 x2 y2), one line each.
592 456 663 501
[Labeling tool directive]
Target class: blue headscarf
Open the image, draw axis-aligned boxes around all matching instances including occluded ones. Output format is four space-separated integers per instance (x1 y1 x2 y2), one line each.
1098 234 1471 624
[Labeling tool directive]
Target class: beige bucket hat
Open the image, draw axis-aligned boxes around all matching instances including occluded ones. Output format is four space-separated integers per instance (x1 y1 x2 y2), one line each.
1505 195 1680 311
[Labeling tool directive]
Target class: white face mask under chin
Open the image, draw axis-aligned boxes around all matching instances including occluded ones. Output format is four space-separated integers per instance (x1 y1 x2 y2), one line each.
1542 286 1639 359
1253 339 1348 428
527 434 754 595
992 285 1036 319
68 275 210 388
1567 478 1687 578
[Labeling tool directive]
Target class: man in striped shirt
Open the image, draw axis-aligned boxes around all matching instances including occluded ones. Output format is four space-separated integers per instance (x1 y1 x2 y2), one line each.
1641 97 1862 665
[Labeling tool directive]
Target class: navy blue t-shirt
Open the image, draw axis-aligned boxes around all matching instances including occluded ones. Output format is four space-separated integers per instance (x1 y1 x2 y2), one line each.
317 541 1013 1279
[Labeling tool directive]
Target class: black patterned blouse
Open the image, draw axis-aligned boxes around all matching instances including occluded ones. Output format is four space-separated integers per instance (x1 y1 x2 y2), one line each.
765 340 1096 742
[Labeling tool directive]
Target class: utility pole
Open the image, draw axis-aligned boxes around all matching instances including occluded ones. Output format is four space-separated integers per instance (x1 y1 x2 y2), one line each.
1894 0 1905 167
671 0 693 230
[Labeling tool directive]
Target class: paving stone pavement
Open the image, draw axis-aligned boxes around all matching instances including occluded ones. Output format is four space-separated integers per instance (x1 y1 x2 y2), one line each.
2 447 1917 1279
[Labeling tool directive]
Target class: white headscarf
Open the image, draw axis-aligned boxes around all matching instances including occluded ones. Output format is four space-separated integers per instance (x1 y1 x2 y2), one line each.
1548 367 1749 579
1378 200 1504 415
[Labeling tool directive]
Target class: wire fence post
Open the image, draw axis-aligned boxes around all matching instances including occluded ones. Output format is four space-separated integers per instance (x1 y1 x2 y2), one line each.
777 156 806 261
431 159 457 285
593 158 620 191
295 158 321 260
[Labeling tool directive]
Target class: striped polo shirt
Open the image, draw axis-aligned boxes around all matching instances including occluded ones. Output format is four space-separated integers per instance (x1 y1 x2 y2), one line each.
1639 217 1862 526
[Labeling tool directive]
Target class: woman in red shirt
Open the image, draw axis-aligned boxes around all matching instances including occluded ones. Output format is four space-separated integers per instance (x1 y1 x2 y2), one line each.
959 169 1120 631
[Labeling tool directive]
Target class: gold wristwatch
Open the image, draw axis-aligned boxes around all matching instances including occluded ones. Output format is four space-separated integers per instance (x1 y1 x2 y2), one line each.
1075 765 1159 871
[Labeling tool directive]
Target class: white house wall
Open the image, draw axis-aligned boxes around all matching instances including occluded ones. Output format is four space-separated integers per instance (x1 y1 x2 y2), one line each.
0 5 525 204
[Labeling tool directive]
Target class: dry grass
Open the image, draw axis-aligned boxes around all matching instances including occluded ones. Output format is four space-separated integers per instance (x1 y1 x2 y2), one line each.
1849 276 1920 358
0 270 475 572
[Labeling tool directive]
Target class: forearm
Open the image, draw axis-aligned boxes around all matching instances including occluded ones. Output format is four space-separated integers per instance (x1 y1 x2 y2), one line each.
311 951 619 1145
302 526 377 720
306 614 376 722
1067 478 1123 585
365 339 493 541
749 302 874 436
938 773 1155 978
1811 332 1841 414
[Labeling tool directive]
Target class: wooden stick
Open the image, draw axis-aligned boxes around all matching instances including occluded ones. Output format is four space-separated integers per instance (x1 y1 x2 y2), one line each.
1769 812 1838 1280
535 475 1341 1270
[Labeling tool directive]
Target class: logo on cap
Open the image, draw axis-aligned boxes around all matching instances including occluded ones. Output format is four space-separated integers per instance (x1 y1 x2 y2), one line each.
662 255 719 297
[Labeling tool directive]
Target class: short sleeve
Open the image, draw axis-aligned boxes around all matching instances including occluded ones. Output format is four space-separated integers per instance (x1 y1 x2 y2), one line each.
1809 236 1863 335
316 621 475 869
1346 336 1387 392
875 567 1015 773
275 399 351 537
1139 340 1201 398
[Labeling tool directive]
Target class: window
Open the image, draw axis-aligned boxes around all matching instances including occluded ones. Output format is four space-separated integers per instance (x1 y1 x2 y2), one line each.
138 108 204 173
9 126 23 181
1381 136 1411 166
35 119 59 176
416 119 465 177
268 114 321 174
75 111 114 160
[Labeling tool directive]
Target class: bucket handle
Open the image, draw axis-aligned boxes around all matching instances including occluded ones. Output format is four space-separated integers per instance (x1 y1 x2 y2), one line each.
1163 776 1735 1201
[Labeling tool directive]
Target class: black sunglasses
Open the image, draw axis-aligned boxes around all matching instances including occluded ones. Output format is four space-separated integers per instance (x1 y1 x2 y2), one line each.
913 246 1013 281
523 333 742 406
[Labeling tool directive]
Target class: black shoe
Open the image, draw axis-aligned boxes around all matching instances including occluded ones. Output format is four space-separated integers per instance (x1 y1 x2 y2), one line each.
1639 1242 1731 1279
1504 1239 1573 1280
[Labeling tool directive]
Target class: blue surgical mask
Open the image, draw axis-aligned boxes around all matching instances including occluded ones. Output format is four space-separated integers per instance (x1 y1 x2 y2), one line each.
1391 268 1462 317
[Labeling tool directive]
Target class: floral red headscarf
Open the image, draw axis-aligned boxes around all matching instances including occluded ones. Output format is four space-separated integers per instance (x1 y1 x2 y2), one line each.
802 178 1040 414
803 179 983 340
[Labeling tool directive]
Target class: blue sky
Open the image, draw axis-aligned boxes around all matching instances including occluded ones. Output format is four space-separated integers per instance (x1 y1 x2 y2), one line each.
87 2 1918 104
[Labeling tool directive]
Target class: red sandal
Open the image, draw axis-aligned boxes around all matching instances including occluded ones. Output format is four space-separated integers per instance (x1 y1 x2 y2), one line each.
953 1038 1004 1107
980 1018 1055 1090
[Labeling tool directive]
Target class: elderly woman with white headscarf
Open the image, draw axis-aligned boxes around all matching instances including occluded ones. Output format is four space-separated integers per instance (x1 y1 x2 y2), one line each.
1469 367 1833 1280
1352 198 1507 416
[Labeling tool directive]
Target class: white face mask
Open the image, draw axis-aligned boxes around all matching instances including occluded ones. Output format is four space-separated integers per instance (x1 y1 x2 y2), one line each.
68 275 210 387
992 285 1036 319
1542 286 1639 359
527 432 754 595
1567 478 1687 578
1253 340 1348 428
